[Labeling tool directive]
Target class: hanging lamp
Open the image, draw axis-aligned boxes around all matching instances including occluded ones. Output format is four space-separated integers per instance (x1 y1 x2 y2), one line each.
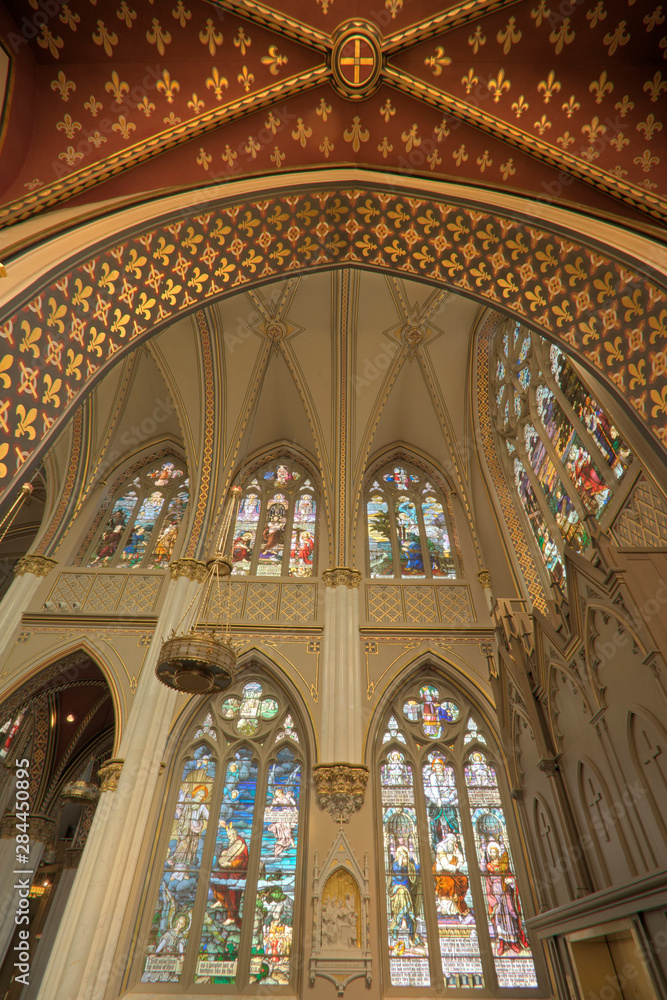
156 485 242 694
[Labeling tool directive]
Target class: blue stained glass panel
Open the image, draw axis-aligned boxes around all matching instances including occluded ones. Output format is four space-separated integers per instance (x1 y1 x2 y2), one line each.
396 497 424 578
367 495 393 577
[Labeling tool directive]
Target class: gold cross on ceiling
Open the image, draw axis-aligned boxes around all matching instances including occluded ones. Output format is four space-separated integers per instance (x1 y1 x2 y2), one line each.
340 38 374 84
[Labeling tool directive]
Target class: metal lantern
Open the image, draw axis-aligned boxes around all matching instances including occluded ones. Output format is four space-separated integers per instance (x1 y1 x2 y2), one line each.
155 492 242 695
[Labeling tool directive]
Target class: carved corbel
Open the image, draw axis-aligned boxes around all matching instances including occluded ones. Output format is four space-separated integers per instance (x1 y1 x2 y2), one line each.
312 763 369 823
322 568 362 589
98 759 124 792
14 556 58 578
169 558 207 582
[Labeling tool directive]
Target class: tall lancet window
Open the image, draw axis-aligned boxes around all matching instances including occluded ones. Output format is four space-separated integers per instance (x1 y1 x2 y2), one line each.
366 461 458 579
378 679 538 992
230 458 317 577
490 322 632 588
87 457 189 569
140 677 304 989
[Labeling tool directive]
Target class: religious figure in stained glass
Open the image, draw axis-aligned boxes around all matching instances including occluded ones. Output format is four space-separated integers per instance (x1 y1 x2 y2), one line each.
366 462 458 580
491 322 632 590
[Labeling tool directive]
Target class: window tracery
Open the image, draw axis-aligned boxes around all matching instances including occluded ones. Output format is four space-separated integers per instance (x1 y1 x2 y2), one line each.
491 322 632 587
230 459 317 578
140 678 304 990
378 679 537 991
88 458 189 569
366 461 457 579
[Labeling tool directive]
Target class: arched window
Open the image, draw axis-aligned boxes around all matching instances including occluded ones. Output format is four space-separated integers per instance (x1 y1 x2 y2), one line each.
490 322 632 587
230 458 317 577
87 458 189 569
366 461 457 579
378 679 538 991
140 677 304 989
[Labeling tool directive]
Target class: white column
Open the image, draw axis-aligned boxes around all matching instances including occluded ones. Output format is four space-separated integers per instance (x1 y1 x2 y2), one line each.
0 558 57 665
22 864 78 1000
35 563 205 1000
320 568 363 763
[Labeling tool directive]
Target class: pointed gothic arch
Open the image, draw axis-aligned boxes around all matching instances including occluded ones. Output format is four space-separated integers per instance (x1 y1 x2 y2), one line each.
1 177 665 511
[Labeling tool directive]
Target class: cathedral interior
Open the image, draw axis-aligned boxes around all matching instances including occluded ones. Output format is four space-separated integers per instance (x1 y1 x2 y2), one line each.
0 0 666 998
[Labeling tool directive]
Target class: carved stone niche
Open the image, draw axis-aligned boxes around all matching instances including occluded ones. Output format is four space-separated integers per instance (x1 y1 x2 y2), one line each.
309 829 372 997
312 763 369 823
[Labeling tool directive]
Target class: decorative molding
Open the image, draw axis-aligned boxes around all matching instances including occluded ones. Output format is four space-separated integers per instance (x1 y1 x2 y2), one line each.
477 568 492 590
169 558 207 582
98 759 124 793
34 408 83 557
537 758 560 777
184 312 215 558
1 813 56 844
323 568 362 589
312 763 369 822
310 828 372 996
14 556 58 578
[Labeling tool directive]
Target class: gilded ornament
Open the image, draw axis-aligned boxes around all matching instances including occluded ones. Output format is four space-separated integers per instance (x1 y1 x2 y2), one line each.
322 568 362 589
313 764 369 822
98 759 124 792
170 558 207 582
14 556 57 578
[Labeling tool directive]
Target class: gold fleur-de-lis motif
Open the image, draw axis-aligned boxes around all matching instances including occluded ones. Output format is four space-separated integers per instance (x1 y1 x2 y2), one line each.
461 68 478 95
531 0 551 28
89 131 106 148
343 116 369 152
238 66 255 92
265 111 281 134
487 68 510 102
556 131 575 148
644 6 665 30
146 18 171 55
234 27 251 55
497 16 521 55
468 25 486 53
222 145 237 167
385 0 402 18
615 94 634 117
500 158 516 180
634 149 660 172
56 114 82 139
401 124 421 152
586 1 606 28
51 71 76 101
58 146 84 167
244 135 261 158
200 18 223 56
291 118 312 147
589 70 613 104
116 2 136 29
476 150 493 172
511 94 528 118
434 117 450 140
38 24 64 58
603 20 630 56
549 17 575 55
271 146 286 167
112 115 136 140
163 112 181 126
84 95 102 116
60 5 80 30
105 70 129 105
262 45 288 75
637 114 662 141
316 98 332 121
424 46 452 76
610 131 629 151
427 149 442 170
188 93 204 113
157 69 180 104
537 70 561 104
172 1 191 28
561 95 580 118
644 72 667 103
452 144 468 166
581 115 606 143
380 98 396 123
319 136 334 158
377 136 393 158
206 67 228 101
92 20 118 57
137 96 155 116
533 114 552 135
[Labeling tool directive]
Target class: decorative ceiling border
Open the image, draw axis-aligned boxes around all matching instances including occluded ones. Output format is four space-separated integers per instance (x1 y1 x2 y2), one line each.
0 183 665 509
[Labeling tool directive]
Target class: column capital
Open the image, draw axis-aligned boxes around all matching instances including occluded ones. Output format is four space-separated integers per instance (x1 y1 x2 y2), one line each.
312 763 369 822
98 759 124 792
14 555 58 578
322 567 362 589
537 757 560 776
1 813 56 843
169 558 207 582
477 568 492 590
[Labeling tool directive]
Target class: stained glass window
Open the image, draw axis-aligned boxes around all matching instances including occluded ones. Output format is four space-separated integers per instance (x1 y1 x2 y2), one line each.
366 462 458 579
88 459 189 569
379 679 538 992
141 678 303 990
491 322 632 589
229 459 317 578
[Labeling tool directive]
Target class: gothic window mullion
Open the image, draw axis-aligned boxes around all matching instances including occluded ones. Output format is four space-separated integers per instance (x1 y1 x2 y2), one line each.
413 748 446 992
387 495 402 578
249 490 269 576
524 401 589 523
281 498 298 576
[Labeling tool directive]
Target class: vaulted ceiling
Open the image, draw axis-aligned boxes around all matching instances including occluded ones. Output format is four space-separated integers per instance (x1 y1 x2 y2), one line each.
0 0 665 241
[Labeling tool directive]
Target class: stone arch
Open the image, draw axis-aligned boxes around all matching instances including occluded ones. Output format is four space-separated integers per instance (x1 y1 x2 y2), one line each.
1 178 666 507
